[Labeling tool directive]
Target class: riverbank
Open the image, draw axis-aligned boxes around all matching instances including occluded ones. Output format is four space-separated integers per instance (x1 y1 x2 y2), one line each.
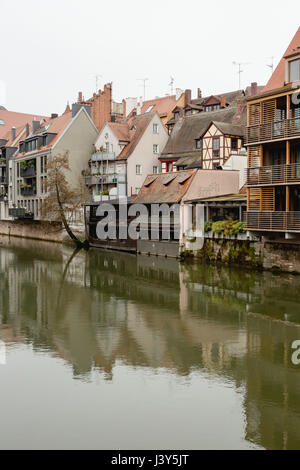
182 237 300 275
0 220 85 244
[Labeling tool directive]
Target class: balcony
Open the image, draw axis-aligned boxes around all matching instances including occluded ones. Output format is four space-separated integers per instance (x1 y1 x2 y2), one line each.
246 116 300 145
85 174 123 186
91 152 115 162
8 208 34 219
0 175 6 185
21 166 36 178
247 163 300 186
0 159 6 168
21 186 37 197
245 211 300 232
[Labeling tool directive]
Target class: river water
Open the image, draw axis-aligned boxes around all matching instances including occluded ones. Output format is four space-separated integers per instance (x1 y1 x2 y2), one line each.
0 235 299 450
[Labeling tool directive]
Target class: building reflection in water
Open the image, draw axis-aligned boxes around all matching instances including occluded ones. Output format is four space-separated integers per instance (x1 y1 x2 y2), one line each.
0 235 300 449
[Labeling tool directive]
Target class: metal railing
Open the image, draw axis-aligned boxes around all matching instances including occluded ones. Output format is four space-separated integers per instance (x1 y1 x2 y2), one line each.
91 152 116 162
246 116 300 144
21 166 37 178
247 163 300 186
245 211 300 232
21 186 37 197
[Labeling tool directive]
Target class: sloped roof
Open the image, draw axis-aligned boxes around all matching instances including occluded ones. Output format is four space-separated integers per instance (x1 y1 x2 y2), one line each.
108 122 131 142
264 27 300 93
15 112 73 158
116 113 154 161
0 109 48 139
210 121 245 138
128 95 177 119
162 105 246 158
133 170 196 204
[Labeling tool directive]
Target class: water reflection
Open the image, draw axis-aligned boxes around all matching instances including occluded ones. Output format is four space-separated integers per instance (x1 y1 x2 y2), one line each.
0 235 300 450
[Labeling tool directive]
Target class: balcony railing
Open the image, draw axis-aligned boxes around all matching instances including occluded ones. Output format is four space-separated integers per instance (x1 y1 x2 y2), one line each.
20 166 36 178
246 116 300 144
21 186 37 197
85 174 123 186
245 211 300 232
247 163 300 186
91 152 115 162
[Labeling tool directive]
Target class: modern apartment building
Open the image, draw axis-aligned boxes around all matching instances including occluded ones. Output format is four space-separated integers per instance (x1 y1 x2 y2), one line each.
245 27 300 238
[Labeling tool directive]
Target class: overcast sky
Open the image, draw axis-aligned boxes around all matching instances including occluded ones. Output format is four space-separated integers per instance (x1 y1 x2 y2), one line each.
0 0 299 116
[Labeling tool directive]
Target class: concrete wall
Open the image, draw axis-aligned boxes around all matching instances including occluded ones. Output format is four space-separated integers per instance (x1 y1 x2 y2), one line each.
54 109 98 189
94 123 123 156
137 240 179 258
127 114 169 195
183 170 239 202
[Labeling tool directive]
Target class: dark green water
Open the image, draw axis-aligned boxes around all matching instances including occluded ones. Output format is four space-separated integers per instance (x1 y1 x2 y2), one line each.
0 235 300 450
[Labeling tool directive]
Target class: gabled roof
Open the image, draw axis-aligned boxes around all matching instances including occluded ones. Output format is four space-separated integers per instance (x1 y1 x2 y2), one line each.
161 105 246 159
15 112 73 158
0 109 48 139
128 95 178 119
116 113 155 161
264 27 300 93
205 121 245 138
133 170 196 204
108 122 131 142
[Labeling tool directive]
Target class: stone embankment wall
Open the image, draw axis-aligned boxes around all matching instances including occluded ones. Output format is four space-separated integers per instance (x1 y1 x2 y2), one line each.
182 238 300 274
0 220 85 244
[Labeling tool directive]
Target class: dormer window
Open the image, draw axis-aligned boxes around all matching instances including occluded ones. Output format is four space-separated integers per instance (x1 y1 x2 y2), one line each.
174 112 179 121
289 59 300 82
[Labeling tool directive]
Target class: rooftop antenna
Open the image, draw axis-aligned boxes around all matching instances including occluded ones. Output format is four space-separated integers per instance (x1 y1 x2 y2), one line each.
95 74 102 92
137 78 149 101
169 76 175 95
266 56 275 74
233 61 251 89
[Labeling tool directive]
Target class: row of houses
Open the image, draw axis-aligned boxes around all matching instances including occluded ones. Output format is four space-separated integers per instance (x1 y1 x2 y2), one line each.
1 26 300 253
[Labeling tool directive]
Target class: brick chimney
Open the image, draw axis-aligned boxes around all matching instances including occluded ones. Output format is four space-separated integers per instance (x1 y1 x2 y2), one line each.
78 91 83 103
122 99 127 119
197 88 202 99
25 123 30 137
185 89 192 105
220 96 227 108
251 82 258 96
11 127 16 141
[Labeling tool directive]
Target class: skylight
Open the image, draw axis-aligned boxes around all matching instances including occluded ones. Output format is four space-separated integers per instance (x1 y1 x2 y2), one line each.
0 120 4 126
146 105 155 113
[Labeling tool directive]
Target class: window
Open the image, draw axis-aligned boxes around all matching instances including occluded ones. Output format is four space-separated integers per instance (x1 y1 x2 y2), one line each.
153 144 159 154
213 138 220 159
174 112 179 121
196 139 202 150
135 188 140 195
185 109 192 116
153 124 159 134
153 166 158 174
0 120 4 126
146 105 155 113
205 104 220 112
168 162 173 173
231 138 238 151
289 59 300 82
136 165 142 175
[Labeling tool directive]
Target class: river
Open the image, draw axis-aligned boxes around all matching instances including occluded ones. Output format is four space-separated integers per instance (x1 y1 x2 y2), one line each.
0 235 299 450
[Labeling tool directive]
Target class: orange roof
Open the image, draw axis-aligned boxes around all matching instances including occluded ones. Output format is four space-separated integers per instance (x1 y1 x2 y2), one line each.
264 27 300 93
0 109 48 139
128 95 177 119
15 112 72 158
108 122 131 142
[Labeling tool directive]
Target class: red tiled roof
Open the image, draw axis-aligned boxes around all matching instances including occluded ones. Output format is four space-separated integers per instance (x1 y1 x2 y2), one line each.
108 122 131 142
133 170 196 204
264 27 300 93
116 113 154 161
128 95 177 119
14 112 72 158
0 109 48 139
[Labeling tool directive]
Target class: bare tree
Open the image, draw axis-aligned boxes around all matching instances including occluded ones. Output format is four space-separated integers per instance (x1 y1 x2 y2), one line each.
41 151 90 249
